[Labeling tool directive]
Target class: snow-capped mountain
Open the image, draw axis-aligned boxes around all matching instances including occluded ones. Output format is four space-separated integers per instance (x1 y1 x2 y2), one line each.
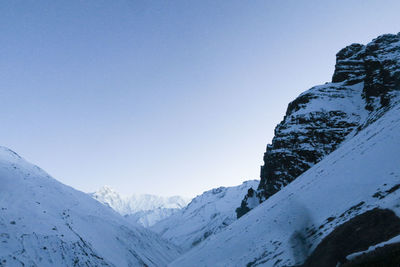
151 180 259 251
91 186 190 227
238 33 400 217
171 84 400 267
0 147 181 266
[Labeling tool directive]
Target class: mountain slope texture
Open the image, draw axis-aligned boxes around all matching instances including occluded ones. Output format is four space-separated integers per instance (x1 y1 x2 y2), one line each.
0 148 181 267
237 32 400 217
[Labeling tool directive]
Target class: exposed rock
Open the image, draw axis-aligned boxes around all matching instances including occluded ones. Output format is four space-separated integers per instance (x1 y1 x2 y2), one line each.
332 43 365 84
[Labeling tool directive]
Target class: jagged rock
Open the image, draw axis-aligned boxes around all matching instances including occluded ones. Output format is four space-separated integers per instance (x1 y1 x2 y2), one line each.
332 43 365 85
238 33 400 218
333 33 400 110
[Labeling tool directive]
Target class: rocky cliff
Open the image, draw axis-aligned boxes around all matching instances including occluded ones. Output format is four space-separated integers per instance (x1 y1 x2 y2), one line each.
237 33 400 218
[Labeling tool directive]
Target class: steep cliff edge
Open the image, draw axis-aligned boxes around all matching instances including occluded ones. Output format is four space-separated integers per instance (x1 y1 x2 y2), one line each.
237 33 400 218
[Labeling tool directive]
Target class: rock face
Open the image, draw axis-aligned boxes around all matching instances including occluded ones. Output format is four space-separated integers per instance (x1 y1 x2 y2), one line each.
333 34 400 111
237 33 400 218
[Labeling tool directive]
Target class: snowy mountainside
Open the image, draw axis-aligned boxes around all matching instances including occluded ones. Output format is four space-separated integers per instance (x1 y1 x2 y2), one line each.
171 101 400 266
151 180 259 251
91 186 190 227
0 148 181 266
238 32 400 217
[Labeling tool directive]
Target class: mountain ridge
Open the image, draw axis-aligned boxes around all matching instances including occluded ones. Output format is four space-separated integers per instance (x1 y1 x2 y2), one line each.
237 32 400 217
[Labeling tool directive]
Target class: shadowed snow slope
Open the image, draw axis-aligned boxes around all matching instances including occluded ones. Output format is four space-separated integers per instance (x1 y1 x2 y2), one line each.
0 148 181 267
170 102 400 266
152 180 259 251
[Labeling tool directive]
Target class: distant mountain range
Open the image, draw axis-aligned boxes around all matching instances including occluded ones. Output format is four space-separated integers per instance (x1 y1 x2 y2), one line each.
91 186 190 227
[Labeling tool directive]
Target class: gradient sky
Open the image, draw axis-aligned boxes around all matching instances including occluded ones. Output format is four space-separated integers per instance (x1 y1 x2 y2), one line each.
1 1 399 198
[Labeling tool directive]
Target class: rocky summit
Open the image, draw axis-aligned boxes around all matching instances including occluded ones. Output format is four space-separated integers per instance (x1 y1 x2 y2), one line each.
237 33 400 218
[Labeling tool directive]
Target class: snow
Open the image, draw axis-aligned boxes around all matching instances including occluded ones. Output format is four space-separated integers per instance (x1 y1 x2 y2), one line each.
91 186 191 227
151 180 259 251
170 103 400 267
293 82 366 118
346 234 400 261
124 207 181 227
0 148 181 266
92 185 190 215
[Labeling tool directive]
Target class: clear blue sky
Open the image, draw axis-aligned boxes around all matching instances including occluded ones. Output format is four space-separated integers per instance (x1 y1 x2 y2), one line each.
1 1 399 197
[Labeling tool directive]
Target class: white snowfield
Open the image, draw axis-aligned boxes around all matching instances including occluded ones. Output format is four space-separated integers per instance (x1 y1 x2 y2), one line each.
170 103 400 267
92 186 190 227
0 149 181 267
152 180 259 251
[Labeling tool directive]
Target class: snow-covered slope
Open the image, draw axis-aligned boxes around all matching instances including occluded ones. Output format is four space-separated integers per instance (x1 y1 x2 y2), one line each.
91 186 190 227
170 101 400 266
0 148 181 266
151 180 259 251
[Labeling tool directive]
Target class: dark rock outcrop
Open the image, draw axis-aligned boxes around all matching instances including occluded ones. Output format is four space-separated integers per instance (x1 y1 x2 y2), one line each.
342 242 400 267
302 208 400 267
333 33 400 110
238 33 400 218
